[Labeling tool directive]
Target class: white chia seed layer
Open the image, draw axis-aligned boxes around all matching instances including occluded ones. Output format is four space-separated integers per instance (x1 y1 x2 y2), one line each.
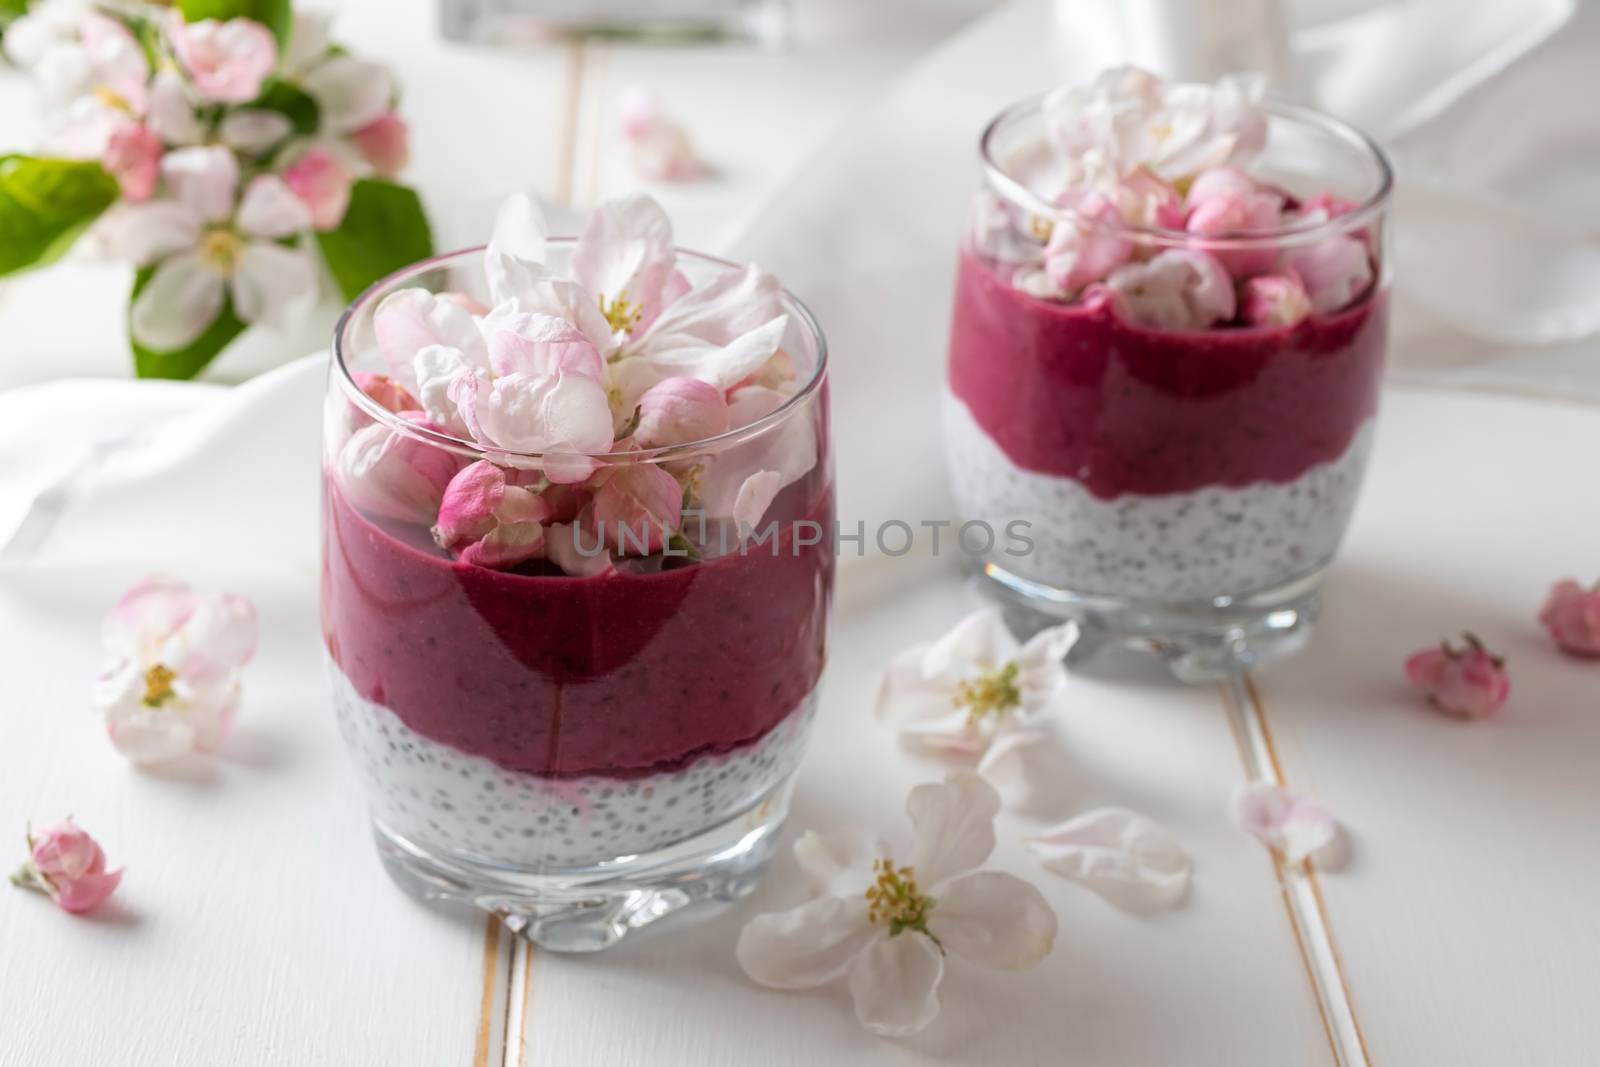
331 665 817 869
943 390 1375 601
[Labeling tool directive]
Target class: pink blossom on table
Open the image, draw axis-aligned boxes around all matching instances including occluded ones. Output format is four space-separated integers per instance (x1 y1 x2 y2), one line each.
434 461 552 569
619 88 707 182
1230 782 1342 867
1241 274 1312 328
1042 192 1132 295
1284 236 1373 315
164 12 277 105
590 462 683 555
10 821 122 915
281 147 354 231
350 111 410 179
1404 633 1511 720
337 412 463 525
1106 249 1236 330
1539 580 1600 657
102 123 161 202
545 521 615 577
634 376 730 448
92 576 258 765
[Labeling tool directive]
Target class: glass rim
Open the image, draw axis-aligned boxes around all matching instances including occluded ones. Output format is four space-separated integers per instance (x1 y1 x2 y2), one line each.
978 92 1395 248
331 241 828 464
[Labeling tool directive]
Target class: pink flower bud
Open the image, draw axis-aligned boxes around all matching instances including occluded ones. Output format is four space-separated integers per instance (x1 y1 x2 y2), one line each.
103 124 162 203
164 12 277 104
434 461 551 570
1185 169 1284 277
1117 167 1185 230
282 148 354 232
1285 236 1373 315
1044 194 1133 294
13 821 123 915
590 463 682 555
634 377 731 448
1539 579 1600 657
350 111 410 179
1405 633 1511 719
1241 274 1312 329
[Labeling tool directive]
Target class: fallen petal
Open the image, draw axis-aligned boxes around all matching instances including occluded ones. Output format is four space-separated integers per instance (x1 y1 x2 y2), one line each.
1230 782 1341 866
926 870 1057 968
1027 807 1192 911
848 931 944 1038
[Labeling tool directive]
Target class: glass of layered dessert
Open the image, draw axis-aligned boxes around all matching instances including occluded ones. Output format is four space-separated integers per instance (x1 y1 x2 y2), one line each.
946 69 1392 681
322 194 831 950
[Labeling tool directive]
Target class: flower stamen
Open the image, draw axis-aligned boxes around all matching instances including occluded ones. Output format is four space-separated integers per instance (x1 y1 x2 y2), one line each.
197 228 243 277
142 664 177 707
93 85 133 114
865 858 937 941
598 292 642 335
954 661 1021 725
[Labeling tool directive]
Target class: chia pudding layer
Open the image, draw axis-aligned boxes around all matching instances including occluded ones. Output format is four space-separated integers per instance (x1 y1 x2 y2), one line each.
946 248 1386 600
321 468 834 865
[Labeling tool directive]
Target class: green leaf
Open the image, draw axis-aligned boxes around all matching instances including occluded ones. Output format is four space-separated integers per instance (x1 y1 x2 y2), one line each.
0 0 31 32
252 77 320 136
315 179 433 303
177 0 292 49
0 156 120 278
128 266 247 380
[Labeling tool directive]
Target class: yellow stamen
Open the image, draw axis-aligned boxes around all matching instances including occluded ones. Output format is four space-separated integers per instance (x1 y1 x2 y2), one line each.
598 293 642 335
197 229 243 277
1027 215 1054 243
954 661 1021 725
93 85 133 114
142 664 177 707
865 858 937 939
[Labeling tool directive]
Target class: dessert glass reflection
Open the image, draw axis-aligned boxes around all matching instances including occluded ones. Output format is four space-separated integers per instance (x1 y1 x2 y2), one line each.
322 199 832 949
946 70 1392 680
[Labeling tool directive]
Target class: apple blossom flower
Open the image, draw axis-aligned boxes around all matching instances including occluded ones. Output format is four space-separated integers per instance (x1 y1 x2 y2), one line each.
877 609 1076 792
434 461 553 569
619 88 707 182
1027 808 1191 911
102 122 161 202
1184 165 1284 276
1285 235 1373 315
1114 166 1185 229
1405 633 1511 719
164 12 277 105
1 0 91 72
337 412 464 526
104 146 316 352
282 146 354 231
1231 782 1342 866
589 462 683 555
737 773 1057 1038
10 820 122 915
1241 273 1312 328
1106 248 1236 330
634 376 730 448
350 111 410 178
20 10 146 118
1043 193 1132 294
92 576 258 764
1539 579 1600 657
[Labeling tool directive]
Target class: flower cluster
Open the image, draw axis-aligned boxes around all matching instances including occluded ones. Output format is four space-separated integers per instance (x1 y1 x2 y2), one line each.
333 192 817 576
91 575 259 764
2 0 428 377
975 67 1376 331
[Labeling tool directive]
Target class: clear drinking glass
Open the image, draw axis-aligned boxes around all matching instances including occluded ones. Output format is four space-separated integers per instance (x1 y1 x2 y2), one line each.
945 95 1393 681
322 245 832 950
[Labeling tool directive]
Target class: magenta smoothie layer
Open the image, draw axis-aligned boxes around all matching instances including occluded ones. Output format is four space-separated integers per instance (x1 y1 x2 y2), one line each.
322 472 834 779
947 249 1386 499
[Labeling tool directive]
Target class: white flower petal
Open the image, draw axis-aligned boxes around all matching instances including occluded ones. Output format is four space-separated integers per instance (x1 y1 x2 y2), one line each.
302 55 393 134
730 470 782 533
927 870 1057 969
338 420 461 526
105 701 199 765
641 263 785 349
164 593 258 683
793 828 883 898
1229 782 1343 866
179 681 239 753
637 315 787 392
103 575 198 656
231 242 317 331
412 344 475 435
146 71 202 146
693 384 817 521
973 726 1049 789
847 932 944 1038
907 771 1000 887
1027 807 1192 911
282 10 332 75
376 288 488 386
99 201 202 266
219 109 293 154
235 176 312 238
736 896 877 991
130 252 224 351
160 146 239 224
471 371 614 461
570 192 675 309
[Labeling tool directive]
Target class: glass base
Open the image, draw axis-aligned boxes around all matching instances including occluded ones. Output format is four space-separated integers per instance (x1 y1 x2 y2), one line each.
371 776 793 952
977 561 1323 683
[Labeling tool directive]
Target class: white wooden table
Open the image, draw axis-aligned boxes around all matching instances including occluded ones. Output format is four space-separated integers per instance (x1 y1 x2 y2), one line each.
4 2 1599 1064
